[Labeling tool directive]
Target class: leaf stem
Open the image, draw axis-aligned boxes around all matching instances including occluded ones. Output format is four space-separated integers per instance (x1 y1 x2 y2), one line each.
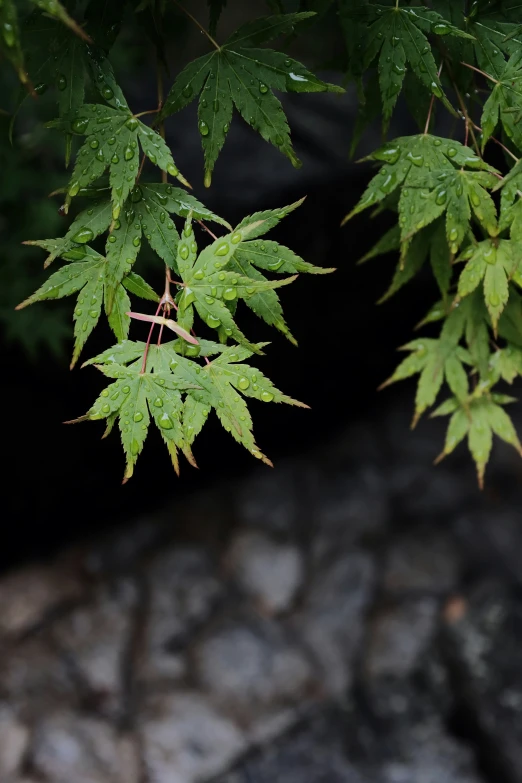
140 300 163 374
197 218 219 241
170 0 220 50
424 63 443 134
461 62 499 84
134 109 160 119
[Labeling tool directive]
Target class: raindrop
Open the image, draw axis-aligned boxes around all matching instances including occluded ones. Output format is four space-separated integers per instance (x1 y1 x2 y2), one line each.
71 227 94 244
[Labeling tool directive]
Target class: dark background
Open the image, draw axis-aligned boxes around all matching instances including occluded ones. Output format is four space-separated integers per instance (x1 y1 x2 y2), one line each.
0 1 464 567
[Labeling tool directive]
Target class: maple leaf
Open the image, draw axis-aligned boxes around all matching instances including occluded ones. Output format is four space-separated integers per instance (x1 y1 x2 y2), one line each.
49 103 189 219
175 215 297 351
480 51 522 150
30 0 89 41
16 246 158 367
457 238 516 333
360 4 472 128
160 12 343 185
74 360 200 482
0 0 26 83
360 219 453 300
398 169 499 254
342 135 495 224
380 309 472 425
229 235 334 342
82 339 306 477
432 393 522 487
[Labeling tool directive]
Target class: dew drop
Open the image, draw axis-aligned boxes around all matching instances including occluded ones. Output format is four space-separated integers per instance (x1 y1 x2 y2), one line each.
223 287 236 301
126 117 138 131
167 163 179 176
199 120 209 137
206 314 221 328
124 145 134 161
449 228 458 241
214 242 229 256
57 73 67 91
159 413 173 429
261 391 274 402
238 377 250 390
71 227 94 244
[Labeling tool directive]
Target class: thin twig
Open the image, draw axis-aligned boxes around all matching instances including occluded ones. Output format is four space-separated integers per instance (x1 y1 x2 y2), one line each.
197 219 219 241
170 0 220 50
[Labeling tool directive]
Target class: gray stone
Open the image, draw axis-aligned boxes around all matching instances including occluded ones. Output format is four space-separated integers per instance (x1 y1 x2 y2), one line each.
383 530 459 595
0 636 75 719
140 547 222 683
373 722 482 783
194 615 314 722
365 599 439 679
442 581 522 782
0 705 29 777
227 531 304 613
30 712 123 783
52 579 137 718
295 550 375 695
217 708 362 783
0 559 83 637
139 690 245 783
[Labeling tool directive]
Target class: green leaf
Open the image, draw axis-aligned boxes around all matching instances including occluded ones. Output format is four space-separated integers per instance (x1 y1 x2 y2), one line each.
50 104 187 217
122 272 159 302
479 52 522 150
81 337 306 476
106 283 131 342
35 200 113 268
399 169 498 254
138 183 230 270
234 238 334 275
361 4 465 129
176 217 296 350
457 238 515 332
30 0 89 41
0 0 26 82
434 392 522 486
381 309 470 423
207 0 227 36
160 14 343 184
105 204 142 312
343 135 495 223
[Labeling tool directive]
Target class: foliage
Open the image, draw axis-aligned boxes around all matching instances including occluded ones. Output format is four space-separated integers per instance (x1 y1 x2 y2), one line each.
341 0 522 486
8 0 335 480
7 0 522 485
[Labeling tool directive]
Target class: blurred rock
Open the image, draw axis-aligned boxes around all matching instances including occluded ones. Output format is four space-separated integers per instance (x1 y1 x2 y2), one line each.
295 550 375 696
30 713 123 783
140 547 223 683
139 691 245 783
365 598 439 680
442 582 522 783
0 636 75 720
227 531 304 613
383 530 459 595
0 705 29 778
0 560 83 637
52 579 138 719
194 614 314 722
217 708 362 783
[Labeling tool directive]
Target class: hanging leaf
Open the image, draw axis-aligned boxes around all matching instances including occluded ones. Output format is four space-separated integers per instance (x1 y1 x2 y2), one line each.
160 13 343 185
